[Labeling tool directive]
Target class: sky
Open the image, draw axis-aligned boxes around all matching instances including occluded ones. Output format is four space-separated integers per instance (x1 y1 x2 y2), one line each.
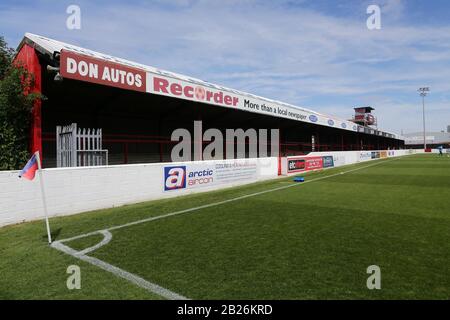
1 0 449 134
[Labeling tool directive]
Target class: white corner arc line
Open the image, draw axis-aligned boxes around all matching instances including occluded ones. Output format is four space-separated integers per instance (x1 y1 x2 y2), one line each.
51 240 188 300
77 230 113 255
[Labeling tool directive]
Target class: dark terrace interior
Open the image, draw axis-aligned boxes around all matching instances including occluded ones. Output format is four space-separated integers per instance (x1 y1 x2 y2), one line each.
40 68 404 168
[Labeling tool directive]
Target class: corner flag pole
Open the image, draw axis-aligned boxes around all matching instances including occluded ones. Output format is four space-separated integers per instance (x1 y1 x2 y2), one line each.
35 151 52 244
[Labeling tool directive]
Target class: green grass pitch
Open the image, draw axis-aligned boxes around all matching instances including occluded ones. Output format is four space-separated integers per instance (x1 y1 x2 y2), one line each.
1 154 449 299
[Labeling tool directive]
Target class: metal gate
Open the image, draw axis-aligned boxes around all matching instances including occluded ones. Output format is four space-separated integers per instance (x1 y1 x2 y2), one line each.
56 123 108 167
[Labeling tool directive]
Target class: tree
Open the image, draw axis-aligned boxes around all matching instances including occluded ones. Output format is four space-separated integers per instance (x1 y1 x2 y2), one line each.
0 37 14 78
0 36 42 170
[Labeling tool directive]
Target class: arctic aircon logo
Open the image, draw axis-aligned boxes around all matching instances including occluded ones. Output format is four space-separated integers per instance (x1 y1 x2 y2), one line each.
164 166 186 191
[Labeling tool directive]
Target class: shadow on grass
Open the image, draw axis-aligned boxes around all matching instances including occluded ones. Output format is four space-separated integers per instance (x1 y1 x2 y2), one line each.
42 227 62 241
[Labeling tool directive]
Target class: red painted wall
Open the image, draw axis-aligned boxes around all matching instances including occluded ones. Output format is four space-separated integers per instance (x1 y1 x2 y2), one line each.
14 44 42 158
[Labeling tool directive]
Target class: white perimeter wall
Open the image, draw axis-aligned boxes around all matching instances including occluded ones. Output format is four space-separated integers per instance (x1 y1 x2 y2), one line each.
0 150 424 227
0 157 278 227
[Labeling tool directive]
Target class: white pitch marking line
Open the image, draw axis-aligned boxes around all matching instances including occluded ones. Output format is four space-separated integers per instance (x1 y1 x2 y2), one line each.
51 156 402 300
51 241 188 300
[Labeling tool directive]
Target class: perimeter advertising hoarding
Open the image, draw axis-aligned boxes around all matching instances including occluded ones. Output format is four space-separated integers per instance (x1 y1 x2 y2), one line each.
287 158 306 173
322 156 334 168
359 151 372 161
163 159 258 192
371 151 380 159
287 156 332 173
380 151 388 158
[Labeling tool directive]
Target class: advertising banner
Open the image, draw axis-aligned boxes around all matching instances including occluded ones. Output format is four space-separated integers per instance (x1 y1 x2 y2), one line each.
287 156 324 173
287 158 305 173
60 50 146 93
322 156 334 168
371 151 380 159
359 151 372 161
27 31 405 138
380 151 388 158
147 73 321 128
305 157 324 170
59 49 357 133
163 159 258 192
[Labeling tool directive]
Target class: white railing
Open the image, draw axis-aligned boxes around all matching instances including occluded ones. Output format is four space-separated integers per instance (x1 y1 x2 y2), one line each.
56 123 108 167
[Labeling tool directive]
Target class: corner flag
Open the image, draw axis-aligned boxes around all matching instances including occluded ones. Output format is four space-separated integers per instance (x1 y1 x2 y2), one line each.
18 151 52 244
18 153 38 180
